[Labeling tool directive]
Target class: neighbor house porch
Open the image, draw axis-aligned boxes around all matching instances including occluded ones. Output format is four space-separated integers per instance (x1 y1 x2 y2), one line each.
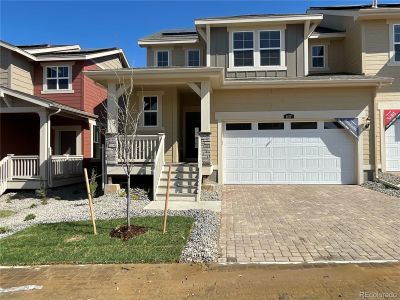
0 87 96 195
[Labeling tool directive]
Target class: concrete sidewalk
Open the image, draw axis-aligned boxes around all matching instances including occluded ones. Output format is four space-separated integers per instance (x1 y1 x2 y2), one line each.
1 263 399 299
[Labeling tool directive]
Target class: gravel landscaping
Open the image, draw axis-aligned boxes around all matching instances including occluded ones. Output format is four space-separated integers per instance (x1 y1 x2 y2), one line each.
378 172 400 186
0 184 220 263
361 181 400 198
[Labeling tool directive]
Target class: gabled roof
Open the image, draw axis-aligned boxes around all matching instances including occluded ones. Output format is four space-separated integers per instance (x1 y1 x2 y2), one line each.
310 26 346 39
0 86 97 119
0 40 129 67
309 3 400 10
138 29 199 46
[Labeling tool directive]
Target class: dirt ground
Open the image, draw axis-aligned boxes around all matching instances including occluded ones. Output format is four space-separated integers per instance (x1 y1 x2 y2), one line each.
1 263 399 299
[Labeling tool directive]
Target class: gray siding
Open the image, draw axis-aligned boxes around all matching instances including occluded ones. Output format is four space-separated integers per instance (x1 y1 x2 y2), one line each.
0 47 11 87
210 24 305 79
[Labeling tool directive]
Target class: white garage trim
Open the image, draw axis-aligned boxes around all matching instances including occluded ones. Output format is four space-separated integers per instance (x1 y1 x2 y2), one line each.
216 112 364 185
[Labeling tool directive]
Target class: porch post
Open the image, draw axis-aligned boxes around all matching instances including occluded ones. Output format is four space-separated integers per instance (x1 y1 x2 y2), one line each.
200 81 210 132
107 82 118 133
38 111 49 184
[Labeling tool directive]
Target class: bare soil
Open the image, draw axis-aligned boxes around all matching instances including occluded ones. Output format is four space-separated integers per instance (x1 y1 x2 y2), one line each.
1 263 399 299
110 225 147 241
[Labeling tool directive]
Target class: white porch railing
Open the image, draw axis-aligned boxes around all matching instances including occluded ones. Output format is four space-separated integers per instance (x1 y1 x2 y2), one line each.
10 155 40 178
0 156 10 195
196 135 202 201
152 134 165 200
50 155 83 178
117 135 159 163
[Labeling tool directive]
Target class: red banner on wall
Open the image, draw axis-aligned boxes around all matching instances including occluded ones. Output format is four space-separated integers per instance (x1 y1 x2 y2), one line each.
384 110 400 130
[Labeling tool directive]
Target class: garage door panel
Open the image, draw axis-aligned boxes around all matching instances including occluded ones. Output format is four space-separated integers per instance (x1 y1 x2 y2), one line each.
385 120 400 172
223 121 356 184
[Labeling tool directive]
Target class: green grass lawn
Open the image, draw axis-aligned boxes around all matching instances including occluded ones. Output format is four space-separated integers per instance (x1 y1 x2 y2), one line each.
0 216 194 265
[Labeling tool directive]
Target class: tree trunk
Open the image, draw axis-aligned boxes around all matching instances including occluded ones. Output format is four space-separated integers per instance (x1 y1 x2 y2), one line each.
126 174 131 227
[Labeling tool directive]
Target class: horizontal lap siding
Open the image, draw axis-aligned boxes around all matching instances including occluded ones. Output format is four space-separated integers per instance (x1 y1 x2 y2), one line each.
33 61 84 110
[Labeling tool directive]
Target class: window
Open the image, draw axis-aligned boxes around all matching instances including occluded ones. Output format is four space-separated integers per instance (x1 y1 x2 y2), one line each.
291 122 317 130
226 123 252 130
187 49 200 66
258 122 284 130
394 24 400 62
143 96 158 127
156 50 169 67
233 32 254 67
45 66 70 91
260 31 281 66
93 125 101 159
311 45 325 68
324 122 344 129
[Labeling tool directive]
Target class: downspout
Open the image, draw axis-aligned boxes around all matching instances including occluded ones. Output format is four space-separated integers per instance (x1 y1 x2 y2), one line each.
373 84 382 181
47 109 61 187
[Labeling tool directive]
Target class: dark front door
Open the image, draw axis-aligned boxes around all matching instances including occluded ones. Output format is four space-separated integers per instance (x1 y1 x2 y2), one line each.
60 131 77 155
185 112 201 160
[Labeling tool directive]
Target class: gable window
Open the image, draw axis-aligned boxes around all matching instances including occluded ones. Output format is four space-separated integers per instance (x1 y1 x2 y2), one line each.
311 45 325 68
233 32 254 67
394 24 400 62
44 66 71 91
260 31 281 66
156 50 169 67
143 96 158 127
187 49 200 66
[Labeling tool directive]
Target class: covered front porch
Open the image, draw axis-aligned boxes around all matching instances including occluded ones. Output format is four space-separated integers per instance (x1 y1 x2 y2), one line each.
0 87 96 195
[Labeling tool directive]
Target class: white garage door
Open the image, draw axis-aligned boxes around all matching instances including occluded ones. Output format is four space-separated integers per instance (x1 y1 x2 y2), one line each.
385 118 400 171
223 121 356 184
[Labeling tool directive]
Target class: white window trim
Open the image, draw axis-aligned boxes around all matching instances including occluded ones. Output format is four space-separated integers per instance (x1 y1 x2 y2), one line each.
53 125 82 155
228 27 286 72
185 48 201 67
89 119 96 158
310 44 328 69
138 91 164 129
154 49 171 67
230 30 255 69
42 65 73 93
258 30 286 68
388 23 400 65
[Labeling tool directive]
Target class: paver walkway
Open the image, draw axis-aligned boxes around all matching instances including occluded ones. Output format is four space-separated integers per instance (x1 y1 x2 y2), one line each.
219 185 400 263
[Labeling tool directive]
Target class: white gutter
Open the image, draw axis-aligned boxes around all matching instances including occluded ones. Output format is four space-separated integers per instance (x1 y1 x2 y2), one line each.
138 39 198 46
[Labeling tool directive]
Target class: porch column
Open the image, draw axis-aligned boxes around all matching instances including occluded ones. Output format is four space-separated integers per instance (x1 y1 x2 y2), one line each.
200 81 211 132
38 111 49 183
107 82 118 133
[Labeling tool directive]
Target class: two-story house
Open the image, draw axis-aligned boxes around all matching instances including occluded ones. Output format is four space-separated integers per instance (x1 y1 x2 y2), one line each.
0 40 129 194
308 3 400 174
86 6 398 201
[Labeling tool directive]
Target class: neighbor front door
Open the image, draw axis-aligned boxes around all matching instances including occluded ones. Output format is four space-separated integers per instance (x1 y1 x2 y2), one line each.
185 112 201 160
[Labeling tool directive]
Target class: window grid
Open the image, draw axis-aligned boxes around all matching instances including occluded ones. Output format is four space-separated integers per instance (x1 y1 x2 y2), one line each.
233 31 254 67
156 51 169 67
394 24 400 62
187 49 200 67
259 30 281 66
46 66 70 90
311 45 325 68
143 96 158 127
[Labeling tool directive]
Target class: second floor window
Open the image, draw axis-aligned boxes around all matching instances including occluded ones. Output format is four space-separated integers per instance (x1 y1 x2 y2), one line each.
394 24 400 62
233 32 254 67
187 49 200 66
311 45 325 68
260 30 281 66
45 66 70 90
143 96 158 127
156 50 169 67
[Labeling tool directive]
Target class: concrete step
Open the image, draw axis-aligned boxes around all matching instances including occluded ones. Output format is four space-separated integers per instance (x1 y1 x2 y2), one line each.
163 164 198 173
157 186 197 194
155 193 197 202
159 178 198 187
161 171 199 180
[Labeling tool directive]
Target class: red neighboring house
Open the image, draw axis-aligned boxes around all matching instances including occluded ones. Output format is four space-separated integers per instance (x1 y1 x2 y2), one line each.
0 41 129 194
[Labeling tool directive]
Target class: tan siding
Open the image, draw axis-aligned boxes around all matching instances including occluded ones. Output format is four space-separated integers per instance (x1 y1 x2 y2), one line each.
210 87 374 168
309 39 345 74
9 52 34 94
92 54 123 69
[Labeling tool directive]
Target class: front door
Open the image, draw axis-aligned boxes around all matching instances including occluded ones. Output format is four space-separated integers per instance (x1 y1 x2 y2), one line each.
185 112 201 160
60 131 77 155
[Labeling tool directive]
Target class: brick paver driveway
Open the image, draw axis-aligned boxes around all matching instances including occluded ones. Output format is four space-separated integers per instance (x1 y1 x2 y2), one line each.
219 185 400 263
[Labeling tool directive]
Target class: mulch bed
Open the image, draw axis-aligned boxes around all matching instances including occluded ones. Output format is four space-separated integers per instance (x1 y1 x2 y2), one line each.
110 225 147 241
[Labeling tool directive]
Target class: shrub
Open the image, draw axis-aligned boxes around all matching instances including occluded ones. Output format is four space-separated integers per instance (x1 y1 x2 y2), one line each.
35 181 47 201
24 214 36 221
5 195 12 203
29 203 38 209
118 190 126 198
132 194 139 201
0 226 10 234
89 169 98 199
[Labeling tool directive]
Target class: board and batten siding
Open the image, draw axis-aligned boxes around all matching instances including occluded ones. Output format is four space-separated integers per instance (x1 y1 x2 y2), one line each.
0 46 11 88
210 87 375 168
210 24 305 78
146 43 206 67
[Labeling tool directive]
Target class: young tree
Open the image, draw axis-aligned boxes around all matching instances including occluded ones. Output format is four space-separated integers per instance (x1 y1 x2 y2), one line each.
103 71 141 227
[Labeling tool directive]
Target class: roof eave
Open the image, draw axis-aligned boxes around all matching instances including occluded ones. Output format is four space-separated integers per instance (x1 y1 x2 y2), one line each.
138 39 199 47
